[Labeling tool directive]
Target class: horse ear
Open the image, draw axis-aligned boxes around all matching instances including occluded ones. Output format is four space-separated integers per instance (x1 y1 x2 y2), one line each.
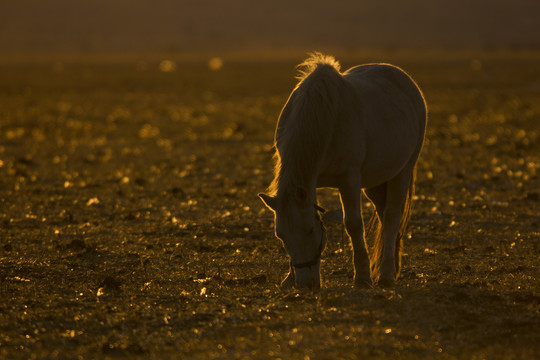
258 193 277 211
295 186 308 203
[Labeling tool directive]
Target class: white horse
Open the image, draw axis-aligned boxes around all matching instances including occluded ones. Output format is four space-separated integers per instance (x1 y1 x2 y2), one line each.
259 53 426 289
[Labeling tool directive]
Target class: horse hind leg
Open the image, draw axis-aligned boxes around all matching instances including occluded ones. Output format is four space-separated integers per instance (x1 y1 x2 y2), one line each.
339 183 371 288
377 168 415 287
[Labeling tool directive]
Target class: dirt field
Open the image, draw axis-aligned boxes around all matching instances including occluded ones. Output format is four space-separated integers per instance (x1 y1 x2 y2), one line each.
0 52 539 359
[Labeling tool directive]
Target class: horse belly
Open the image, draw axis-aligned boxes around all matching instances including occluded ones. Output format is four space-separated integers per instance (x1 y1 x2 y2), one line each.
316 119 416 189
360 113 421 188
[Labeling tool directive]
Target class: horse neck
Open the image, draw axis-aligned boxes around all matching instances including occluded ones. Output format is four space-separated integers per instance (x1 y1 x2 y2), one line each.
273 116 327 202
276 165 317 203
273 65 343 200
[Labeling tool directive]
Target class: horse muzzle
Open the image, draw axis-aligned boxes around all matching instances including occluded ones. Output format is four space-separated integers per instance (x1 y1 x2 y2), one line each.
293 262 321 289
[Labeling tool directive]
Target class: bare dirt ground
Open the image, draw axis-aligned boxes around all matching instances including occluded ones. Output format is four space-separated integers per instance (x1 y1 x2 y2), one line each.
0 52 539 359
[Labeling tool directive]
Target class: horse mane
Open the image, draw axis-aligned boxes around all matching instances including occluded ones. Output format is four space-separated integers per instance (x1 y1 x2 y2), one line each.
269 53 346 197
295 52 341 82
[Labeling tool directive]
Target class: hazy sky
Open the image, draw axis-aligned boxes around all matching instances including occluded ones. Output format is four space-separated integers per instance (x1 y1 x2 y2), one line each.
1 0 539 54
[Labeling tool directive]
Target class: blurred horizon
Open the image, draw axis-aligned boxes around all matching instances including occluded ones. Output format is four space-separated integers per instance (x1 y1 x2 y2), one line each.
2 0 539 59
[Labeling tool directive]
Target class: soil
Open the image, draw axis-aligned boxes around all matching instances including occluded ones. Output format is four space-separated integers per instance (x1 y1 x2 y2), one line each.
0 52 539 359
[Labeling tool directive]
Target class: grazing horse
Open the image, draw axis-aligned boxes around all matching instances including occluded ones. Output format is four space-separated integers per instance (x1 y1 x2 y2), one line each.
259 53 426 288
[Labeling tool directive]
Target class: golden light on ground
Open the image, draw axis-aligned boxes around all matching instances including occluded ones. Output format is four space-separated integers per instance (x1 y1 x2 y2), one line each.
208 57 223 71
159 60 176 72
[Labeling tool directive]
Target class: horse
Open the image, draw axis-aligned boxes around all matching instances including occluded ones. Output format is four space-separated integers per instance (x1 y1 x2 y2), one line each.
259 53 427 289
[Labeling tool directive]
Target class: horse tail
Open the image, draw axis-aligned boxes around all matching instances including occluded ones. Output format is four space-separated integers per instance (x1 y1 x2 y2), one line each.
370 166 416 281
368 211 383 281
395 166 416 278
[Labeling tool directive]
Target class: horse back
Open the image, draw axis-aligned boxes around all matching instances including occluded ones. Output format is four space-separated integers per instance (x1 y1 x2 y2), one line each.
345 63 426 123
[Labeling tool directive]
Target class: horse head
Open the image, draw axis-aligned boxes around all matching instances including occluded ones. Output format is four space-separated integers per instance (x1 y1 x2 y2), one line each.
259 186 327 289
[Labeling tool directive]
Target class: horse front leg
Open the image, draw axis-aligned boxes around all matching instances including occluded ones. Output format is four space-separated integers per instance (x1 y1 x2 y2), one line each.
339 185 372 288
